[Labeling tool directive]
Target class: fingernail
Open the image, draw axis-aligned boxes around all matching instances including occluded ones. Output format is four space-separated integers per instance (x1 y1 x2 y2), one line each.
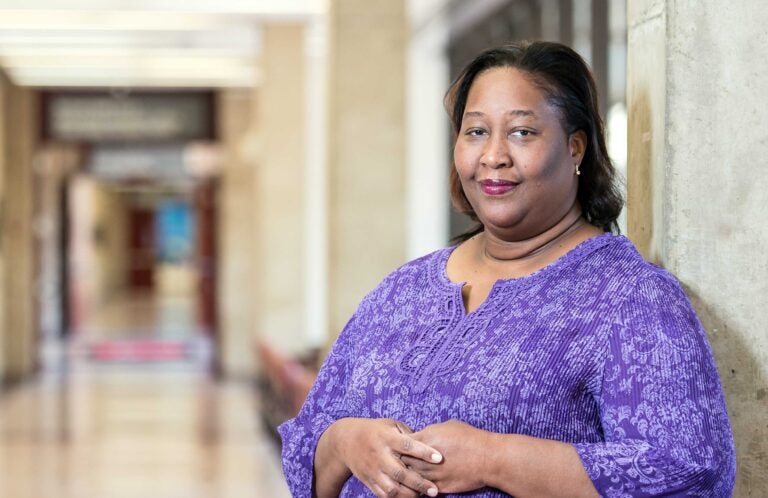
427 487 438 497
431 452 442 463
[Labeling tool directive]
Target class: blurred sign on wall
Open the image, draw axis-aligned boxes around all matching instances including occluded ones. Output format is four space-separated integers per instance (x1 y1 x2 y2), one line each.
42 91 215 142
87 144 188 181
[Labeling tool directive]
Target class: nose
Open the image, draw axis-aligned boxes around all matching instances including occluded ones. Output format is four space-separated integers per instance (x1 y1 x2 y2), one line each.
480 133 510 169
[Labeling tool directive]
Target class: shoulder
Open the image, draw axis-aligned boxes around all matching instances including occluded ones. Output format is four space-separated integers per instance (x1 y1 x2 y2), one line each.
604 254 710 362
592 235 692 307
355 246 452 310
556 234 697 320
583 234 654 275
621 268 701 336
577 234 681 295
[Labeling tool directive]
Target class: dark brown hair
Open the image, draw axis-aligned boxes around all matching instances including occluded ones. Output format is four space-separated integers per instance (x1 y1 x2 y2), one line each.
446 40 623 242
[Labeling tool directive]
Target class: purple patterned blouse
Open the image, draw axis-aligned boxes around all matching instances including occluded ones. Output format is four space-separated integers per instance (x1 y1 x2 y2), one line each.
279 234 736 497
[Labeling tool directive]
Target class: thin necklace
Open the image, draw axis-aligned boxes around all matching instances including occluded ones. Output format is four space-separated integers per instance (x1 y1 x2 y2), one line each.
481 216 586 263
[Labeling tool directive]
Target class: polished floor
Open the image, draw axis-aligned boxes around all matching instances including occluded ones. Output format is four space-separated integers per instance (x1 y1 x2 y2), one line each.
0 290 291 498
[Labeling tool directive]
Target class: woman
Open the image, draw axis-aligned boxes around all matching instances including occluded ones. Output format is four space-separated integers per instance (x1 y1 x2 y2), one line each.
279 41 735 497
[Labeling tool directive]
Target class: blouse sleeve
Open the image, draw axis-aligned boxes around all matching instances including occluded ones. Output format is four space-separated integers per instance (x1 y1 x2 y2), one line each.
277 316 358 497
574 272 736 497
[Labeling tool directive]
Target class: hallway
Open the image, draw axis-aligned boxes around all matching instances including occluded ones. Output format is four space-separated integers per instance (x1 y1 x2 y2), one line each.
0 299 290 497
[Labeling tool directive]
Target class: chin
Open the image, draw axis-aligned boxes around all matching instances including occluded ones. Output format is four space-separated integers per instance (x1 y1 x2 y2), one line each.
476 213 525 232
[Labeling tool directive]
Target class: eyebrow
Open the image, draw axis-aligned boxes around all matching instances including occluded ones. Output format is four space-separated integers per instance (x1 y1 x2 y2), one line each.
463 109 536 118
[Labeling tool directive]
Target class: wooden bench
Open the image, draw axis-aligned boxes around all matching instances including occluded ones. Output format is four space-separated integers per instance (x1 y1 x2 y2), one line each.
255 340 320 438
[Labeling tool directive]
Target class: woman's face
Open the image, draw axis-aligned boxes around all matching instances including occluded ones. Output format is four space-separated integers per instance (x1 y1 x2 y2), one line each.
453 67 585 240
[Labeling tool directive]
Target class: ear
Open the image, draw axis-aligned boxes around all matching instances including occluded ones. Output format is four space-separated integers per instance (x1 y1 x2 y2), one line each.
568 130 587 164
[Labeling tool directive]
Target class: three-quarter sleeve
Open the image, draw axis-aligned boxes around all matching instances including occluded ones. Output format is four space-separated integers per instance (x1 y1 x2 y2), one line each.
574 273 736 497
278 316 358 497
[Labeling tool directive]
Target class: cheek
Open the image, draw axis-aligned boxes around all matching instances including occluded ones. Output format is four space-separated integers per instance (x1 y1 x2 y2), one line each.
525 149 571 184
522 154 575 201
533 150 562 175
453 147 472 178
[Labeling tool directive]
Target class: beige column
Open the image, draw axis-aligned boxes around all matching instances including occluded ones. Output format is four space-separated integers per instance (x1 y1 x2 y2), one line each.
626 0 666 262
217 88 260 378
0 71 7 378
628 1 768 494
35 144 81 342
255 24 307 356
217 24 307 377
0 72 37 383
67 176 128 318
327 0 407 337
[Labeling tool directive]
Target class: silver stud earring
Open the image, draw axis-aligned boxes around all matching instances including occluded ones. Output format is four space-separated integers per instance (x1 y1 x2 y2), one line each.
575 163 581 176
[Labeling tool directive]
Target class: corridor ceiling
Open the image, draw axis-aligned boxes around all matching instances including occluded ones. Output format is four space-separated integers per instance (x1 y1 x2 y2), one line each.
0 0 325 88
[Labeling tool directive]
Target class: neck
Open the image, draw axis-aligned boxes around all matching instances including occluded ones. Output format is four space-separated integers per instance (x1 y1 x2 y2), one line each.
479 204 588 263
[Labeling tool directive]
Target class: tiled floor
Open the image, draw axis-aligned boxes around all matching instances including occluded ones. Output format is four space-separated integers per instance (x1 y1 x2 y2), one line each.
0 290 291 498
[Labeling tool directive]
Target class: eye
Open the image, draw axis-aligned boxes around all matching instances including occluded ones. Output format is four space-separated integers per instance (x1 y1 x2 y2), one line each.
465 128 486 137
511 129 535 138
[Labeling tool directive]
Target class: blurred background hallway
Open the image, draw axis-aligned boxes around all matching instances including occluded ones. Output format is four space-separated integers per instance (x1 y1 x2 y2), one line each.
0 0 766 496
0 336 290 498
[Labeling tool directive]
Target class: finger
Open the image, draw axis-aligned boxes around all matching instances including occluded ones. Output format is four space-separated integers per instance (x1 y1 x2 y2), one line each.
388 462 439 497
400 455 431 471
369 481 390 498
368 479 395 498
399 456 439 483
393 420 413 434
394 434 443 464
371 479 419 498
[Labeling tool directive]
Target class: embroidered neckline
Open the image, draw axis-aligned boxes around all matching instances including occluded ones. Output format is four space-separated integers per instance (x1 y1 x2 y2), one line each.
430 232 622 292
404 233 628 393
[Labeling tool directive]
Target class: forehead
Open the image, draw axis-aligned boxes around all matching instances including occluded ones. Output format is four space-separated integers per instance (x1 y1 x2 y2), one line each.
465 67 551 112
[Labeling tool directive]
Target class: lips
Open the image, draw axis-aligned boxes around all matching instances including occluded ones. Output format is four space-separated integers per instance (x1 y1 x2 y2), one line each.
478 179 519 195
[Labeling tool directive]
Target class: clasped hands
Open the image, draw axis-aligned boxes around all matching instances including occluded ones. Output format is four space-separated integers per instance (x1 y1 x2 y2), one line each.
328 417 492 498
